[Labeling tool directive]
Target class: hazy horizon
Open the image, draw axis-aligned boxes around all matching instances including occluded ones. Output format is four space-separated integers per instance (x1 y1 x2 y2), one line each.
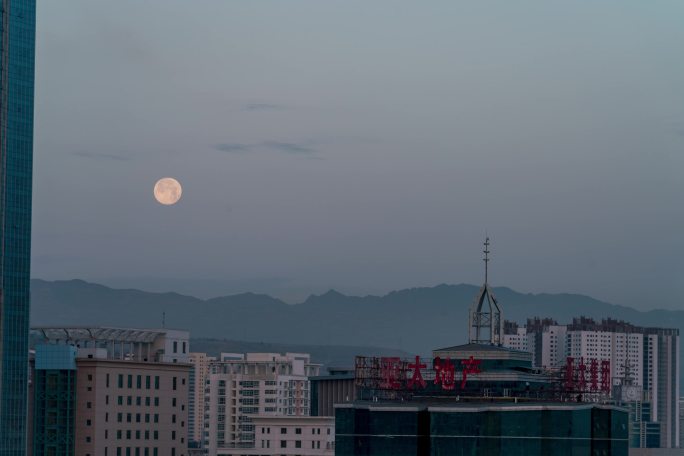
33 1 684 311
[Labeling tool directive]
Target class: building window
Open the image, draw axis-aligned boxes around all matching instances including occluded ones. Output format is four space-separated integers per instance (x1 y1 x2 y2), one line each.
173 341 178 353
136 375 142 389
281 441 287 448
154 376 159 389
281 428 287 434
127 375 133 388
146 376 151 389
295 428 302 435
295 440 302 448
118 374 123 388
172 377 177 391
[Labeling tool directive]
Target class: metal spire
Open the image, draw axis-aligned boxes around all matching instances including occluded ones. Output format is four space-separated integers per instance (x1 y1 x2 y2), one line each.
483 237 490 285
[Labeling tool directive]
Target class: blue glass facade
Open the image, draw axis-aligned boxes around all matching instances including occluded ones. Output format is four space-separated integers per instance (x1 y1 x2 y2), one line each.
0 0 36 454
32 346 77 456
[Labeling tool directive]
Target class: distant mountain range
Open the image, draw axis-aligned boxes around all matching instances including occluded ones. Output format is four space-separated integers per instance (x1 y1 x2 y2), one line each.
31 278 684 375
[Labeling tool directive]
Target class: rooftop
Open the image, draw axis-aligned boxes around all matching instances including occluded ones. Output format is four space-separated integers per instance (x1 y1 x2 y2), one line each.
32 326 182 343
434 343 525 353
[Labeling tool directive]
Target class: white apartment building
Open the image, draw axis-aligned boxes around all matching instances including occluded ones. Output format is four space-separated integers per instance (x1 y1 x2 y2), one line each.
502 317 680 448
501 323 527 353
203 353 321 456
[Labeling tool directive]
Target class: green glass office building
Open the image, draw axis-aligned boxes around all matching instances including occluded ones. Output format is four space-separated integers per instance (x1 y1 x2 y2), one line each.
0 0 37 454
336 402 629 456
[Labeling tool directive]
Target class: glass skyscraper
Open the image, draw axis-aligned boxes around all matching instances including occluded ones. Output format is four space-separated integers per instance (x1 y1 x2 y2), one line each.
0 0 36 454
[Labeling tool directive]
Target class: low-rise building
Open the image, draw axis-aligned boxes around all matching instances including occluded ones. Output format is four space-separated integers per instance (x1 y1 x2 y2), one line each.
310 368 356 417
252 416 334 455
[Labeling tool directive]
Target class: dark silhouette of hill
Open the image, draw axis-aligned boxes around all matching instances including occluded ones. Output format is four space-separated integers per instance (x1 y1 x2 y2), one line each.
31 279 682 358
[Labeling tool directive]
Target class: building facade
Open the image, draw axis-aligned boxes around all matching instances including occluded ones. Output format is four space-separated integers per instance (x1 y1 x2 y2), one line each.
30 345 78 456
502 318 680 448
203 353 320 456
29 327 191 456
0 0 37 453
188 352 215 448
251 416 334 456
310 368 356 417
335 402 629 456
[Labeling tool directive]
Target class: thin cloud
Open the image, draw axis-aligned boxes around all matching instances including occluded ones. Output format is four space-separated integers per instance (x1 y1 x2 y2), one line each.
72 151 131 161
212 141 319 156
214 143 253 154
261 141 316 155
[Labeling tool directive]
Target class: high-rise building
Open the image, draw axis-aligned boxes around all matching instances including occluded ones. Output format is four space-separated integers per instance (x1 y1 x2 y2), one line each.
502 317 680 448
29 327 192 456
203 352 321 456
0 0 37 453
188 352 216 448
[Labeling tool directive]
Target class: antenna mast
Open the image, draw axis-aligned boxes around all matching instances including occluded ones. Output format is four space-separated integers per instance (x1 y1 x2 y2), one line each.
483 237 490 285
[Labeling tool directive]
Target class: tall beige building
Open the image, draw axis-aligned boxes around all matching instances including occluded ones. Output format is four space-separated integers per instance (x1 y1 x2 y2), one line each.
188 352 216 447
30 327 192 456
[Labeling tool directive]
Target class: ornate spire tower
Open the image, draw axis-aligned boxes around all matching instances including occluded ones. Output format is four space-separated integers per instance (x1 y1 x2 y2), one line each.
468 237 504 346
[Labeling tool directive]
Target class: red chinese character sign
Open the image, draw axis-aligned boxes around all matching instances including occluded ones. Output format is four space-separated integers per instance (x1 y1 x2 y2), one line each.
433 357 456 390
355 355 482 392
461 356 482 389
407 356 426 389
379 357 403 389
562 356 611 394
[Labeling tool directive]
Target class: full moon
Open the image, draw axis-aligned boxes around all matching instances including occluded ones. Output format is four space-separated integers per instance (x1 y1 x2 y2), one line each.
153 177 182 205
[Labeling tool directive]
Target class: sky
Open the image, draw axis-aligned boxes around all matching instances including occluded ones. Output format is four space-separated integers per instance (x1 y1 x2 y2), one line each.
32 0 684 308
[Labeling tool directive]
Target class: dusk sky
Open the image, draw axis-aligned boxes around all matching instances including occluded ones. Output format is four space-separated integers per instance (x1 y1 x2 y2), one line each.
33 1 684 308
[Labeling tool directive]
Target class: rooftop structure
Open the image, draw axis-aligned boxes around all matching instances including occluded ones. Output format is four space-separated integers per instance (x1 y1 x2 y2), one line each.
468 237 504 346
32 326 190 364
